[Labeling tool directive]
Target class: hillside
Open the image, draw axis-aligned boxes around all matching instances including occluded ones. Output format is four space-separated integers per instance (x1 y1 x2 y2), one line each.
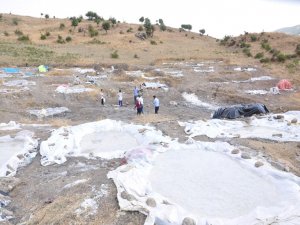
0 13 228 67
276 24 300 35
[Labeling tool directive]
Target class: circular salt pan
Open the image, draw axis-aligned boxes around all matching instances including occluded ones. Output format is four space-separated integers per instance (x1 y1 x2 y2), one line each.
80 131 139 156
150 148 290 219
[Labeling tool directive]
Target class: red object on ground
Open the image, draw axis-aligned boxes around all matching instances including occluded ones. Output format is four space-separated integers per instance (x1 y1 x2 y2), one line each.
277 79 292 90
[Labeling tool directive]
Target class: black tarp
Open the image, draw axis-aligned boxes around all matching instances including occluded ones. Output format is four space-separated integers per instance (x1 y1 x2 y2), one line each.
212 103 269 119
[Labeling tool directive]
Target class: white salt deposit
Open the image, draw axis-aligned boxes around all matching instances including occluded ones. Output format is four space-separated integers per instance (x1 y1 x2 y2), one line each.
55 85 93 94
180 111 300 142
109 141 300 225
234 67 256 72
142 82 168 90
75 198 98 216
73 68 96 74
0 87 30 94
233 76 273 83
193 66 214 73
182 92 218 110
245 90 268 95
3 80 36 87
125 70 145 77
0 121 20 130
40 119 171 166
28 107 69 118
0 130 38 177
63 179 88 189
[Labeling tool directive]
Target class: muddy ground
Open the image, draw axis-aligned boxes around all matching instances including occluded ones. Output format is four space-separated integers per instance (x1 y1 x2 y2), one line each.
0 61 299 224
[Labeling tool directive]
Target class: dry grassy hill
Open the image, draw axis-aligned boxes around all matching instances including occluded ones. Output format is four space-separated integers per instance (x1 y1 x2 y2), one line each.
0 13 299 80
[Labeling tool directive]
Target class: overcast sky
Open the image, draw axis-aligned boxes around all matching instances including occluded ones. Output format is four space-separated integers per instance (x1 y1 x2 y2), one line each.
1 0 299 38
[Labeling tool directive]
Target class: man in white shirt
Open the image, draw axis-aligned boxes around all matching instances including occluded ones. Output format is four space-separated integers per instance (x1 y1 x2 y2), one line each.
153 95 159 114
118 89 123 107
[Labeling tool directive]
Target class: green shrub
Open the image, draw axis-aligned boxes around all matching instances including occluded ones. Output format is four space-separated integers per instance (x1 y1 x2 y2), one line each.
255 52 264 59
87 38 106 44
56 35 65 44
12 18 19 25
296 44 300 56
220 35 230 45
277 53 286 62
250 35 257 42
18 35 30 42
66 36 72 42
88 25 98 37
46 31 51 36
111 50 119 58
138 25 143 31
243 48 252 57
150 40 157 45
14 29 23 36
261 42 271 51
240 42 251 48
59 23 65 30
260 58 270 63
40 34 47 40
4 31 9 36
127 27 133 33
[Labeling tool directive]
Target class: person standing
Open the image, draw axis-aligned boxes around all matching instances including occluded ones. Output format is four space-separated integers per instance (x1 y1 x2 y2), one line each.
153 95 159 114
100 89 105 105
118 89 123 107
139 95 144 114
134 98 142 115
133 86 139 104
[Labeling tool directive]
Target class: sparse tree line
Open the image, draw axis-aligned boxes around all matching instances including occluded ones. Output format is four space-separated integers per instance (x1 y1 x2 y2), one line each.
1 12 207 60
219 32 300 68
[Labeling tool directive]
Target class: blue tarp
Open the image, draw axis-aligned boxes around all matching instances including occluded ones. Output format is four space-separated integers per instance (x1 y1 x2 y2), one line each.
3 68 20 73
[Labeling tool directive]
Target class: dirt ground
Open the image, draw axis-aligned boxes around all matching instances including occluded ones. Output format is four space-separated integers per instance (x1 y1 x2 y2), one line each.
0 60 300 224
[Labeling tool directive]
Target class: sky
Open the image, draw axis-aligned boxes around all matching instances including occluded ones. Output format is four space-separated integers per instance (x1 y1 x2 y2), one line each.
1 0 300 38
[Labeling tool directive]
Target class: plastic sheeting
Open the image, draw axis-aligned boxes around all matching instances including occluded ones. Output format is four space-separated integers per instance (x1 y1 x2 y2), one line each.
212 103 269 119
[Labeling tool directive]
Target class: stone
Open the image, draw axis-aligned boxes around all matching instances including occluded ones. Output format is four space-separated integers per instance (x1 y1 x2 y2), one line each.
146 197 156 207
272 133 283 138
255 161 264 167
120 191 136 201
241 153 251 159
291 118 297 124
231 149 240 154
182 217 196 225
274 114 284 119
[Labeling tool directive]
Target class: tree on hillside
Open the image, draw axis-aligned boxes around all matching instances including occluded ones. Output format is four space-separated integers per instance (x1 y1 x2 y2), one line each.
71 18 79 30
45 14 49 19
199 29 205 35
85 11 99 20
109 17 117 25
102 21 111 33
139 16 144 23
181 24 192 31
144 18 154 37
158 19 166 31
95 17 101 26
40 13 43 18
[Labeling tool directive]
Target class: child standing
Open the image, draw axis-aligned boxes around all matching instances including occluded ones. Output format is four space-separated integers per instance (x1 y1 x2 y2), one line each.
118 89 123 107
100 89 105 105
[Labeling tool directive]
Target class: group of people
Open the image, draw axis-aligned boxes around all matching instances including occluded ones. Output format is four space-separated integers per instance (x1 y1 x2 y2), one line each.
133 86 159 115
99 86 160 115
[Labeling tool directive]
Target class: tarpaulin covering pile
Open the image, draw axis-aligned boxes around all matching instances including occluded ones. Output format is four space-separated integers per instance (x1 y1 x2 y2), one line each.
277 79 292 90
212 103 269 119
